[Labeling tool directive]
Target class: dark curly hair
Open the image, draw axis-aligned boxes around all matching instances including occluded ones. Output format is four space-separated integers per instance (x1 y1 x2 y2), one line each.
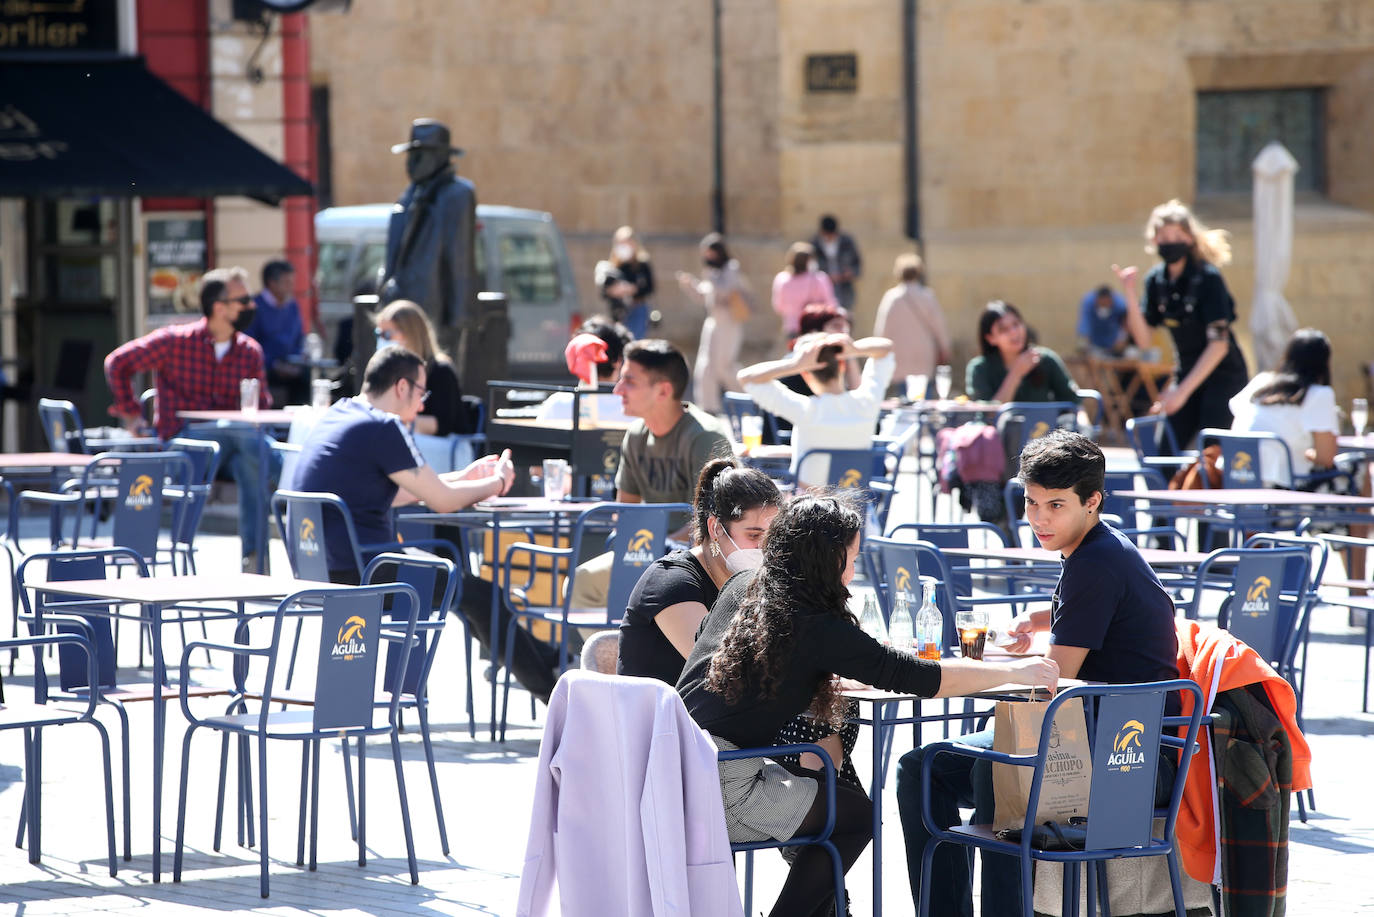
705 492 863 729
692 457 782 547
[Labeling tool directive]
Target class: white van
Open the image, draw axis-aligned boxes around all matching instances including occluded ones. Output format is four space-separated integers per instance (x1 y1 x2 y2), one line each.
314 203 580 378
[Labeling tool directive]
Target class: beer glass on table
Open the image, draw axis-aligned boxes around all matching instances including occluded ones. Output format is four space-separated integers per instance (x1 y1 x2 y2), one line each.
956 609 989 660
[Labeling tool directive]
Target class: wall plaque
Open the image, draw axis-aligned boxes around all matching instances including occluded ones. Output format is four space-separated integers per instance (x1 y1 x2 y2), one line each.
806 53 858 93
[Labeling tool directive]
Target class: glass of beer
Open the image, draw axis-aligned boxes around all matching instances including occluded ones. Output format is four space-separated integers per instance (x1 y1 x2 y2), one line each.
740 415 764 451
956 609 989 660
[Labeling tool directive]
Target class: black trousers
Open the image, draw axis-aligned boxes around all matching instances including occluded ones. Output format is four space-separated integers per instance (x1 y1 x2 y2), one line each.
767 759 872 917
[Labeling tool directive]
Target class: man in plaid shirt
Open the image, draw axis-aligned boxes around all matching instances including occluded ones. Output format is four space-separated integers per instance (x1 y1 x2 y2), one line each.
105 266 275 570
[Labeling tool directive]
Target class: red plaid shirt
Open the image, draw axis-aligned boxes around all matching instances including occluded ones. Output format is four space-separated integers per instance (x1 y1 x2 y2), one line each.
105 318 270 440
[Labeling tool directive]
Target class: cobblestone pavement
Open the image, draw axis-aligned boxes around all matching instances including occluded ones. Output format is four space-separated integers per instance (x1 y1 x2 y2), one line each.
1 477 1370 915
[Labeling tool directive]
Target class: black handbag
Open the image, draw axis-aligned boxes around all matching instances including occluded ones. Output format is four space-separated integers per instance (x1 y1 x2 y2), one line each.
995 817 1088 850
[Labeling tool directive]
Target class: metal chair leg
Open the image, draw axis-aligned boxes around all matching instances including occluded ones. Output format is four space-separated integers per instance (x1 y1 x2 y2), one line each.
416 700 450 854
390 729 419 885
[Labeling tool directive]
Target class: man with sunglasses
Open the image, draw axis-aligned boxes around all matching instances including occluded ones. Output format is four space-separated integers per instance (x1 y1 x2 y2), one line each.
105 266 275 569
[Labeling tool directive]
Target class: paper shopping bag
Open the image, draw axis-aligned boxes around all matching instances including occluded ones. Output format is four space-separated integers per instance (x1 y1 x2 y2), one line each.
992 697 1092 830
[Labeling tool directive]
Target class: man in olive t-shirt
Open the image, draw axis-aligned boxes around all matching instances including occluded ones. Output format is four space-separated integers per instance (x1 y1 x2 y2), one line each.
569 340 733 610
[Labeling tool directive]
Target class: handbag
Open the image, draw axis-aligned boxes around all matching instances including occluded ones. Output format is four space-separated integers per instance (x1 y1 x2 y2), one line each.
726 287 751 323
995 817 1088 850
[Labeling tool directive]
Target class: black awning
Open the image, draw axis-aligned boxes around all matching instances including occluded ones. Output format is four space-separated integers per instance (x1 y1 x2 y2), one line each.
0 56 313 205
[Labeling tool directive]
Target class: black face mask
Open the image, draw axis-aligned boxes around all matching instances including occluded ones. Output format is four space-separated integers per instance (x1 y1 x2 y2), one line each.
232 307 257 333
1157 242 1190 264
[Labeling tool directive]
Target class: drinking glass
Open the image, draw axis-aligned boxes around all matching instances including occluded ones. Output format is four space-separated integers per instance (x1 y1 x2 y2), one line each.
935 365 953 400
740 415 764 451
1353 398 1368 436
542 459 570 501
906 374 929 403
955 609 989 660
312 379 333 410
240 377 260 414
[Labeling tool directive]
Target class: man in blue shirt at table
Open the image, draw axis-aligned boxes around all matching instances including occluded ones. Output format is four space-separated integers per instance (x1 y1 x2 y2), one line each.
895 430 1179 917
1076 284 1129 356
293 347 563 702
245 259 307 405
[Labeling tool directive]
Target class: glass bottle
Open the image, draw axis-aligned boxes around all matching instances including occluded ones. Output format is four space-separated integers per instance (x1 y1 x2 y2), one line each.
859 592 889 646
916 580 943 661
888 592 915 652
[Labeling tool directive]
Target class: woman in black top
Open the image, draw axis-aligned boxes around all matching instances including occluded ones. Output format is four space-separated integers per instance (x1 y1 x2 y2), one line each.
1115 199 1249 451
374 300 471 436
677 494 1057 917
596 225 655 339
618 457 781 684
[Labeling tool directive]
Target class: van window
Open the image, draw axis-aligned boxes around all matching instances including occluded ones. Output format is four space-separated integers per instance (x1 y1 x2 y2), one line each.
499 232 560 304
357 243 387 295
316 241 354 300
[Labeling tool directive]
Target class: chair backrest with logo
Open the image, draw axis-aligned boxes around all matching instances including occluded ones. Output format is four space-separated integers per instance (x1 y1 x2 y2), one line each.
273 490 366 583
364 551 457 699
599 504 684 624
1199 428 1295 490
38 398 83 453
865 535 958 650
18 547 149 694
74 452 193 561
1186 546 1311 672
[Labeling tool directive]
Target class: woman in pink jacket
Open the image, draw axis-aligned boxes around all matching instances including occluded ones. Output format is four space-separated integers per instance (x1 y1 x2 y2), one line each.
771 242 838 338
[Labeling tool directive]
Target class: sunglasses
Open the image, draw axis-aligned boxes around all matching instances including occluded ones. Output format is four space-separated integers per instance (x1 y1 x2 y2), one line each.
221 295 253 306
375 328 396 341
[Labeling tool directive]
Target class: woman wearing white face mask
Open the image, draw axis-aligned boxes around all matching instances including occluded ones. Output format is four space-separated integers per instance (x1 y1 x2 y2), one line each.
618 457 781 686
594 225 655 339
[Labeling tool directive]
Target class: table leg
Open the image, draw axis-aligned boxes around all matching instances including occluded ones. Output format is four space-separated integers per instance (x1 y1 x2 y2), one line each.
870 700 892 917
257 434 269 575
488 510 503 742
151 601 165 881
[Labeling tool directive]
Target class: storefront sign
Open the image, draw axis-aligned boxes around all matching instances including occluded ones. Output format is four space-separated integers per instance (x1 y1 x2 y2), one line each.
806 53 858 93
0 0 120 54
146 214 206 316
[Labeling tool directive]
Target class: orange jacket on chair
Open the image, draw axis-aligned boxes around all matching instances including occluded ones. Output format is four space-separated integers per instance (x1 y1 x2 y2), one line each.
1173 619 1312 884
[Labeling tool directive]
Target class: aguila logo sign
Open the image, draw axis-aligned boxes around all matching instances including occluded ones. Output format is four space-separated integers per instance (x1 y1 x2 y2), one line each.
125 474 155 511
1030 421 1050 439
1240 576 1272 617
299 517 320 556
622 528 656 565
1108 718 1147 772
1230 450 1256 483
332 615 367 661
837 468 863 488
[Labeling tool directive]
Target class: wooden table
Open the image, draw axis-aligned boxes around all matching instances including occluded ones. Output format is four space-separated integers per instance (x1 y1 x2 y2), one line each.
28 572 329 881
178 410 301 573
1068 355 1175 443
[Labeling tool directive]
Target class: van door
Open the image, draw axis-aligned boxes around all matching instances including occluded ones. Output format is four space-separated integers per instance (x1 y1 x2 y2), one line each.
490 219 574 377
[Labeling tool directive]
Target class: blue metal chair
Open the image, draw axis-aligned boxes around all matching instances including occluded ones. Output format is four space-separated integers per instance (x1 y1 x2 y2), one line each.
1125 414 1197 474
173 582 425 897
2 630 118 876
997 401 1077 461
1076 388 1103 441
37 397 159 454
917 680 1207 917
497 501 689 740
721 743 846 917
163 437 222 575
795 446 897 534
271 489 475 737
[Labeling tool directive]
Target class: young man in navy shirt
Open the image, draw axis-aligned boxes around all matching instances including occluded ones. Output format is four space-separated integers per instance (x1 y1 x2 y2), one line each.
896 430 1179 917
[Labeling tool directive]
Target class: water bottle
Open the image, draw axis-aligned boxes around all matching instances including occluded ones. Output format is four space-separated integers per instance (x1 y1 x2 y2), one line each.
888 592 915 653
916 580 943 661
858 593 889 646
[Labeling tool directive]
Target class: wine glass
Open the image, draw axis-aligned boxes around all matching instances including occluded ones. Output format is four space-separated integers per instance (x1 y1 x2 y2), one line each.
1353 398 1368 437
935 365 953 401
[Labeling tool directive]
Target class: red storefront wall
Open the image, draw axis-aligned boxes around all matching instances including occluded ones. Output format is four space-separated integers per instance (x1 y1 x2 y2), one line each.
135 1 317 328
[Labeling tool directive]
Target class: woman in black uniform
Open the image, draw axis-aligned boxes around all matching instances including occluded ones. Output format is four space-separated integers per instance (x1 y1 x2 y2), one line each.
1115 198 1249 452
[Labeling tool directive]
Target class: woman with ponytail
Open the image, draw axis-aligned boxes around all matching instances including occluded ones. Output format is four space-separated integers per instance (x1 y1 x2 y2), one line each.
1114 199 1249 451
617 457 781 685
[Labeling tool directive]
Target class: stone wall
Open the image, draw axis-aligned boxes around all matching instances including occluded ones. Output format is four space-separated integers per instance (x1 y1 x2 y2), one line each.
311 0 1374 403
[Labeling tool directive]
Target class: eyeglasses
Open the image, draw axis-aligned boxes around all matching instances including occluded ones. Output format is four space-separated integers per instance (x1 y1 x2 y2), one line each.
402 376 430 404
375 328 395 341
221 295 253 306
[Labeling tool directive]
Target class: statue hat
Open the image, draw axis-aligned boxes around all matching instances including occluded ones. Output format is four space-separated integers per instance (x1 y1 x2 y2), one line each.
390 119 464 156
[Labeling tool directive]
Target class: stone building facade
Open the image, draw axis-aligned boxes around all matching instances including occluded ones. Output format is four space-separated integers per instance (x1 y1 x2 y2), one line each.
311 0 1374 402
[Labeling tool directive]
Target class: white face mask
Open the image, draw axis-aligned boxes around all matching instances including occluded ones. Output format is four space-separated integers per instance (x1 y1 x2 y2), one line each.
717 524 764 573
614 242 635 261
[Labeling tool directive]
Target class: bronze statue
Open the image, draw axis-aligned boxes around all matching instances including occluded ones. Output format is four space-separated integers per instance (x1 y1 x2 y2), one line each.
380 119 477 340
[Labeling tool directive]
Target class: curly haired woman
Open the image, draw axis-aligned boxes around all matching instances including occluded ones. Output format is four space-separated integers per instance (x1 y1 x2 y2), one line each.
676 494 1057 917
